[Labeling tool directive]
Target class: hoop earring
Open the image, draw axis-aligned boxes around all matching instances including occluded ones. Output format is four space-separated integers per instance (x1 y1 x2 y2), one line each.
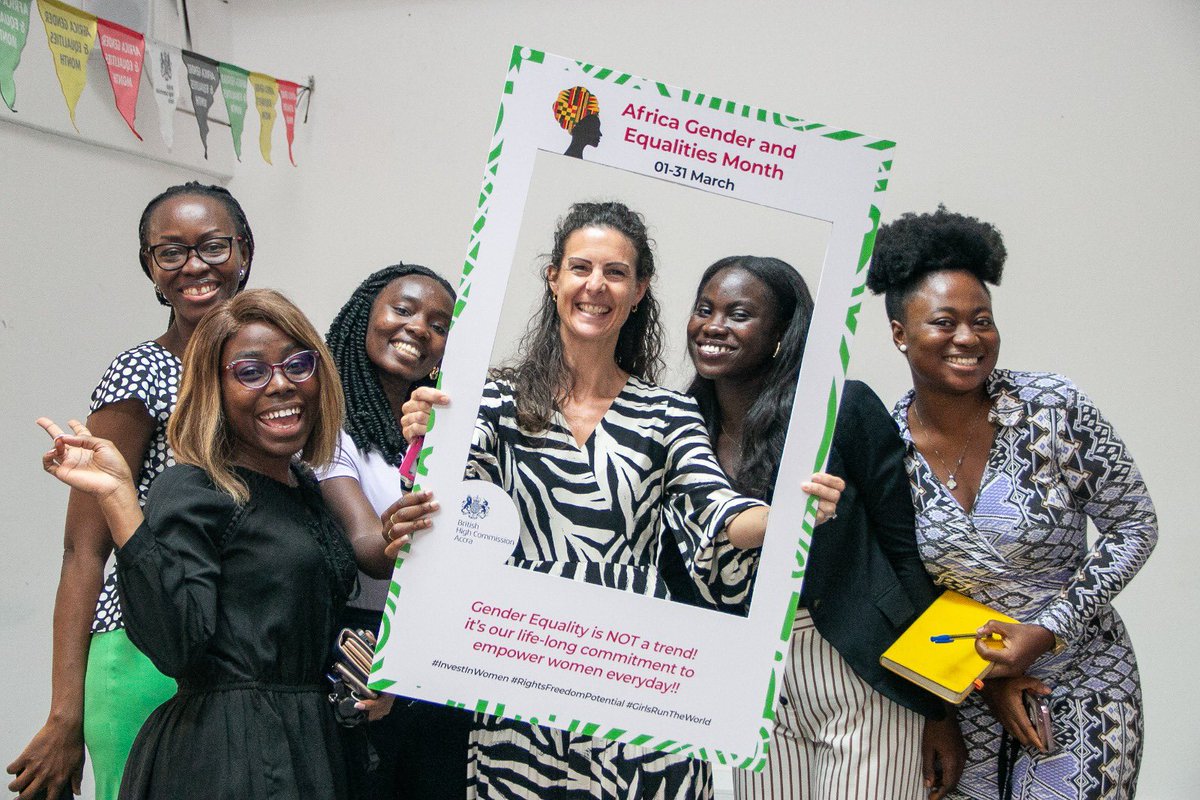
154 286 169 306
773 341 781 358
429 365 440 381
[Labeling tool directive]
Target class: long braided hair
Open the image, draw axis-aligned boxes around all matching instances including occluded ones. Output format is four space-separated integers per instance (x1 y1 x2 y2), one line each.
326 264 456 466
687 256 814 502
138 182 255 306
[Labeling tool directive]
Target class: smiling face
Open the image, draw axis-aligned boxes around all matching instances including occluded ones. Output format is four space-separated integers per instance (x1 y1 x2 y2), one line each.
893 269 1000 396
145 194 246 329
548 226 647 351
687 266 784 383
365 275 454 384
221 320 321 482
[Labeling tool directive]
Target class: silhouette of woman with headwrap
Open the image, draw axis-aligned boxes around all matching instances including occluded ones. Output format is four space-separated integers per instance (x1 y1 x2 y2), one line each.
553 86 602 159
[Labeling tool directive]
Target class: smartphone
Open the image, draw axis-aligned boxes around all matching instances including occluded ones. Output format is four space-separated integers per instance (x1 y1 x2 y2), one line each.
334 662 378 701
1022 690 1059 754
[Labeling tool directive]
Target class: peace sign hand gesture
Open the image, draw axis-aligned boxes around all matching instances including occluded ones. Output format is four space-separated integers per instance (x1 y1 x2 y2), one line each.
37 418 134 500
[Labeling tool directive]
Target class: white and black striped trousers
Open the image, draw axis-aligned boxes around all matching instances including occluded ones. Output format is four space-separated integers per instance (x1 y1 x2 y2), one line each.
733 609 924 800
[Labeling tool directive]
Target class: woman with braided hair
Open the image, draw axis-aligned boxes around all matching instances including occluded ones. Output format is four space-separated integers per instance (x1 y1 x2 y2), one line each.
8 182 254 800
319 263 468 799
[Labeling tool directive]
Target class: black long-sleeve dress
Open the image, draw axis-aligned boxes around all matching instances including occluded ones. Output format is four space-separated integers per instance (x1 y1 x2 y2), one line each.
115 464 357 800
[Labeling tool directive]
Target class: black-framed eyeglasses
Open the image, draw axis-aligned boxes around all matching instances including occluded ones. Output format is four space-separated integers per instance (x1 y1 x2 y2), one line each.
145 236 243 271
224 350 319 389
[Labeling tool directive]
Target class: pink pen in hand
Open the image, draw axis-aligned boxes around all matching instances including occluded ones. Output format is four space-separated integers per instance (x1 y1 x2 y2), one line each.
398 435 423 488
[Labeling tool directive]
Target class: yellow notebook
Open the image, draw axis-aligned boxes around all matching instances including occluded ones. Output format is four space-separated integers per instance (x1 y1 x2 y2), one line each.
880 590 1017 704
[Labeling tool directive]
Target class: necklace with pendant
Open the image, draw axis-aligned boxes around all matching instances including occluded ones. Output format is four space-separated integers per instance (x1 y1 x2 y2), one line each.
720 422 743 454
910 401 988 491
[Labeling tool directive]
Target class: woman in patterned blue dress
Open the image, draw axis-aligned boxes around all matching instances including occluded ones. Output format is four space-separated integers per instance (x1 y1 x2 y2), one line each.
391 202 844 799
866 207 1157 800
7 184 254 800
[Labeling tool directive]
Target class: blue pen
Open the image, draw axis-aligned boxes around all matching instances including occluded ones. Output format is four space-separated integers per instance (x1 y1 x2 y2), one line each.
930 632 1003 644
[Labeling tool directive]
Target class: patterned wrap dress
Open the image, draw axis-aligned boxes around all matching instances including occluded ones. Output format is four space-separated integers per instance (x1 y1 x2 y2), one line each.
893 370 1157 800
463 377 764 799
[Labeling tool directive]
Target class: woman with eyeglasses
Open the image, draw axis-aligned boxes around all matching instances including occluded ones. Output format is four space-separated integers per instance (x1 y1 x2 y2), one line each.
7 183 254 800
36 289 357 799
320 264 470 799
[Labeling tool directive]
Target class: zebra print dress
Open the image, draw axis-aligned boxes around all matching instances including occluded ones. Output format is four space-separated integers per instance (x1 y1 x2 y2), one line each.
463 377 764 799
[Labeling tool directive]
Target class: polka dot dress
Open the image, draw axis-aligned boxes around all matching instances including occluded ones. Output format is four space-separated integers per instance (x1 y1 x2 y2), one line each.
89 342 181 634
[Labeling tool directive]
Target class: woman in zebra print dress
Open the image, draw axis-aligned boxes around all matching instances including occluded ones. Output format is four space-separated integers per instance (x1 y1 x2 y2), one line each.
391 202 843 799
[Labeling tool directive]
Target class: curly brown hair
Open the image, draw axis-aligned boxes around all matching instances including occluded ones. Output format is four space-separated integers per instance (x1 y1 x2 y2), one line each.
497 201 664 432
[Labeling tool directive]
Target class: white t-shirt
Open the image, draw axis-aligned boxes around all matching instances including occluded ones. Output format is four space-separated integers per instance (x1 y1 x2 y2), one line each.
317 430 407 612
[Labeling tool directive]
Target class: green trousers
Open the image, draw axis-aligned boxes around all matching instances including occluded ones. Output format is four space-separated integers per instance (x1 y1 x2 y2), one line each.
83 629 175 800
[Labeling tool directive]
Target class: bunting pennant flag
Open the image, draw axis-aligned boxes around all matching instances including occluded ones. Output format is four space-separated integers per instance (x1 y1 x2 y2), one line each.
247 71 277 164
36 0 96 129
95 17 143 139
218 61 248 161
8 1 306 163
276 78 300 166
144 38 182 149
0 0 32 111
180 49 218 157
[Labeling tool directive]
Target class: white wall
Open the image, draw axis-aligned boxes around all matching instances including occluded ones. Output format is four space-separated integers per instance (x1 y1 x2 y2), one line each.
2 2 1196 797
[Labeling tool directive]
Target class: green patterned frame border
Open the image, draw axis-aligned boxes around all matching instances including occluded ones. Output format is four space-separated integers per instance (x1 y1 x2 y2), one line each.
370 45 893 772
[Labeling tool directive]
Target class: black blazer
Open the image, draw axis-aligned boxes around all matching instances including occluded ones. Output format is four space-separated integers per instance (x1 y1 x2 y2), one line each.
798 380 944 719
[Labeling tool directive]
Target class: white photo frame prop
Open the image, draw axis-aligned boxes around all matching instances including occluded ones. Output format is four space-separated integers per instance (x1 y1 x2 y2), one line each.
369 46 896 769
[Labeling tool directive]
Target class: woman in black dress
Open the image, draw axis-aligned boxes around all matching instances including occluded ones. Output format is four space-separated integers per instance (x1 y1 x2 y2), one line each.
37 289 357 800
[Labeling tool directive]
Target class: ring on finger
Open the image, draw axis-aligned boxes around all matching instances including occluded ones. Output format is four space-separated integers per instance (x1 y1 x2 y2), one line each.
383 526 394 543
